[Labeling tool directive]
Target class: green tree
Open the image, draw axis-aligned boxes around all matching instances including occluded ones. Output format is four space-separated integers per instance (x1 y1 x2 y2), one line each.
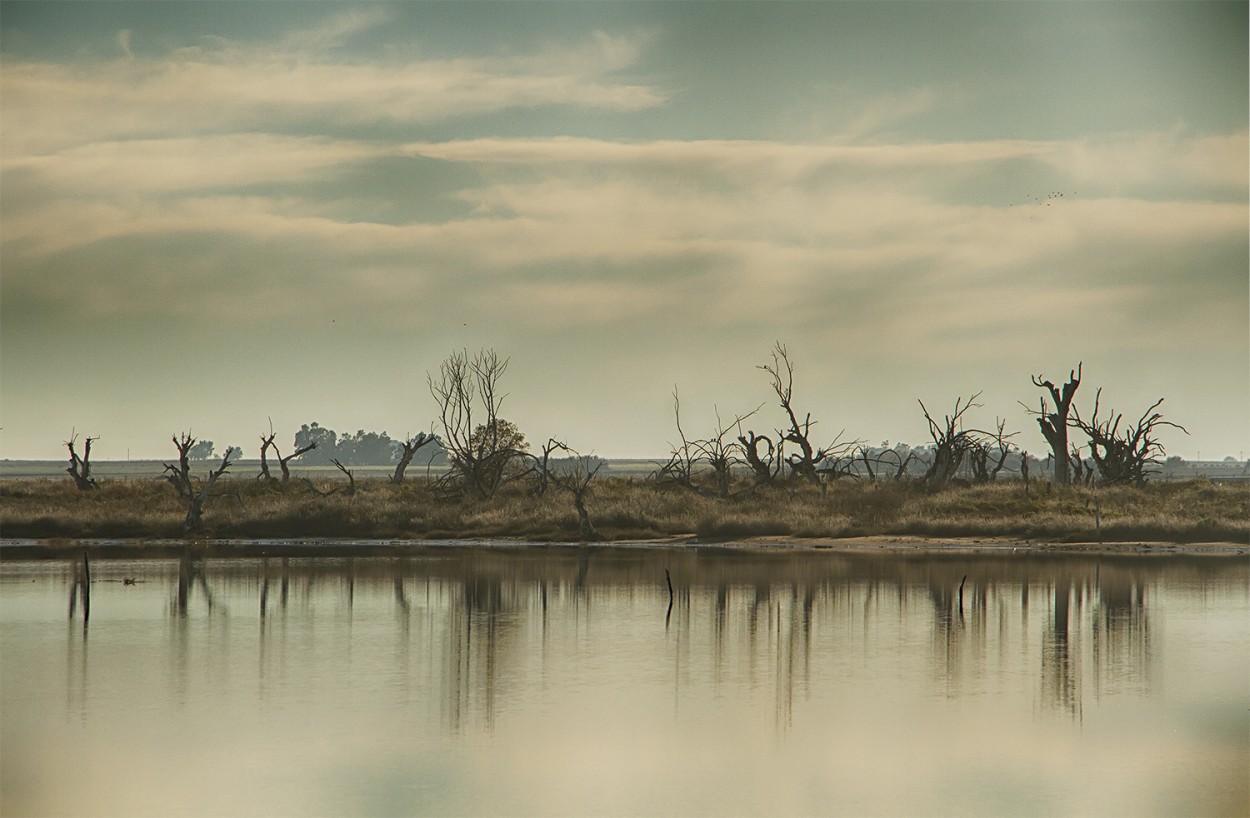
294 423 337 465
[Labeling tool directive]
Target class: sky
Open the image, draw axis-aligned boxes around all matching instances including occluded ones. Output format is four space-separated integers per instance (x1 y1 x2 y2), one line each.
1 1 1246 462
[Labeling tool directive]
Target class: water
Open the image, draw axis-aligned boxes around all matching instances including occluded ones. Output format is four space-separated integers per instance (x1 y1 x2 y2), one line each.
2 545 1247 817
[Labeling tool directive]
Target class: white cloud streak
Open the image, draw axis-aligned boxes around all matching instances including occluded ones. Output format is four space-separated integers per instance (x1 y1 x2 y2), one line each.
0 28 665 157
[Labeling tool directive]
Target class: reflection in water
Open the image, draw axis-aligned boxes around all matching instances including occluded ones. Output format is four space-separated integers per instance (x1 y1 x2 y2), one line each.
26 549 1224 730
2 547 1246 817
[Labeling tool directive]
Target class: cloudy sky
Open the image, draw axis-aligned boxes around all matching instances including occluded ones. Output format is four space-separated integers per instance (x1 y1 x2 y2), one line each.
1 1 1246 462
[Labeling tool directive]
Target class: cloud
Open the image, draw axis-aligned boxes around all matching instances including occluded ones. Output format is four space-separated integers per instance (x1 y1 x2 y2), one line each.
837 86 946 142
1 4 1244 462
4 134 388 196
277 7 395 53
0 28 665 157
116 28 134 60
6 125 1243 359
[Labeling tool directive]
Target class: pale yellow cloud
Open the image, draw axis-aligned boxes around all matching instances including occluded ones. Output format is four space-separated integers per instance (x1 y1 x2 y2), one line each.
5 134 387 194
0 31 665 157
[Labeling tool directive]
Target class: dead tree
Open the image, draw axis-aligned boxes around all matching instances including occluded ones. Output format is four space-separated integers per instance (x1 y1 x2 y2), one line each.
184 448 236 532
428 348 524 499
968 418 1017 483
1069 445 1093 486
855 445 877 480
163 433 197 500
693 408 748 499
65 432 99 491
759 343 851 485
276 441 317 484
1070 391 1187 485
391 432 435 484
528 438 567 497
657 391 759 498
876 447 920 481
1029 364 1081 486
737 429 783 486
257 430 276 481
332 459 357 495
918 394 983 490
655 387 699 492
549 444 602 540
816 452 859 483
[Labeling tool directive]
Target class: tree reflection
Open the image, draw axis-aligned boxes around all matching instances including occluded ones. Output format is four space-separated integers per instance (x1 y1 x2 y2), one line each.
100 547 1227 733
171 548 217 617
1041 578 1078 716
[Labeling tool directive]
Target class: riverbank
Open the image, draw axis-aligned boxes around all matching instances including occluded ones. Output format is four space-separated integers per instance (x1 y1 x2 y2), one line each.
2 476 1246 553
1 534 1246 561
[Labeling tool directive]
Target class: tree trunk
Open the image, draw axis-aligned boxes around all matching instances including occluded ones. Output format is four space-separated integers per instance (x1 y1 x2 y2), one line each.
1032 365 1081 486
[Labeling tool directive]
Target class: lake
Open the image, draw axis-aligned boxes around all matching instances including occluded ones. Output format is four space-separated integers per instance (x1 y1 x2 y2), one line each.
1 545 1246 816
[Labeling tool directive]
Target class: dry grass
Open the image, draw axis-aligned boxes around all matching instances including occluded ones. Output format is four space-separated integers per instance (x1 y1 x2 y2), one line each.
1 475 1246 544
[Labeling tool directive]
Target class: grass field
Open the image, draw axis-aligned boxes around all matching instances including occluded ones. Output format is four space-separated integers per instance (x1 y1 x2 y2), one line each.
2 470 1246 546
0 458 663 480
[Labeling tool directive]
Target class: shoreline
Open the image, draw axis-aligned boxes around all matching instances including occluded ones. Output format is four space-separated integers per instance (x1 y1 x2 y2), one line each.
2 535 1245 560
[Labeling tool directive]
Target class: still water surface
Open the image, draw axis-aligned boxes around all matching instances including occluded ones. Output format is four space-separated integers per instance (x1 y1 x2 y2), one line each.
2 546 1247 817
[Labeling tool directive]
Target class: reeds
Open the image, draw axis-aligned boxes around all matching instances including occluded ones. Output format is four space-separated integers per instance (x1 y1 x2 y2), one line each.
1 476 1246 544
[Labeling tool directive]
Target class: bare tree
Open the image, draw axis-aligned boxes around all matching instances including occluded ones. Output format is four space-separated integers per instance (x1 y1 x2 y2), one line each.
547 443 603 540
428 348 524 499
875 446 920 481
529 437 567 497
164 432 197 500
276 441 317 484
737 429 783 486
332 458 357 495
1028 364 1081 486
655 388 699 492
692 407 754 499
854 445 878 480
918 394 983 490
657 390 760 498
65 432 99 491
758 343 852 485
968 418 1017 483
391 432 435 484
257 426 277 481
1070 390 1187 485
183 448 236 531
1069 444 1094 486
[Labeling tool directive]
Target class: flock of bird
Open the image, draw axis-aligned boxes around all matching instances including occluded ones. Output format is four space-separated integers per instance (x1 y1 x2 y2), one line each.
1009 191 1075 207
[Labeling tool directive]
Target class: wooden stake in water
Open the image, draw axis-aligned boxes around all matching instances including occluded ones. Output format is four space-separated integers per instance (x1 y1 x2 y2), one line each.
665 568 675 628
80 549 91 624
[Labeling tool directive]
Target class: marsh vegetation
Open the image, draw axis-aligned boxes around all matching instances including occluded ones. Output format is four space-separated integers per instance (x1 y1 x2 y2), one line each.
11 346 1237 546
2 473 1245 545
